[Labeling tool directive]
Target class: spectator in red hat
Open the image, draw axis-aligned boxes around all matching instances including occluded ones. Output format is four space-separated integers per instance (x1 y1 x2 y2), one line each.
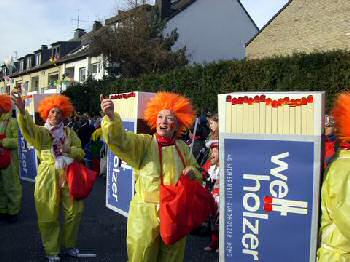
204 141 220 253
324 114 336 169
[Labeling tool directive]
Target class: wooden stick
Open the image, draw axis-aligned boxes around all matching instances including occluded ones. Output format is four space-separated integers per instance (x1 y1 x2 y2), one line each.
247 98 254 133
242 96 249 133
232 97 238 133
225 95 232 133
259 95 266 134
282 97 290 135
277 99 284 135
301 97 308 135
271 100 278 134
306 95 314 135
253 95 260 134
295 99 302 135
265 98 272 134
236 97 244 133
289 100 296 135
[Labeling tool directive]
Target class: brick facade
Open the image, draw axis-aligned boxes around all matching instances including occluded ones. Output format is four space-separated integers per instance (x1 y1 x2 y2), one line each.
246 0 350 60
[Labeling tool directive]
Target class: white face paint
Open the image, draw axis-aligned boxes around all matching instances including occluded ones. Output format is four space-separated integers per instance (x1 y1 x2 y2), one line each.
156 109 178 138
48 107 63 126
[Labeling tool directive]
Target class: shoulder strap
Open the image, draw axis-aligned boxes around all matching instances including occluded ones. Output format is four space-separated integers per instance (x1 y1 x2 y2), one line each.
158 141 187 184
174 142 186 168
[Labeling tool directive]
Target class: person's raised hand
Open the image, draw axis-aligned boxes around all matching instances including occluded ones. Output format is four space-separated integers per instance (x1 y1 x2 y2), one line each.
100 94 114 120
11 89 25 115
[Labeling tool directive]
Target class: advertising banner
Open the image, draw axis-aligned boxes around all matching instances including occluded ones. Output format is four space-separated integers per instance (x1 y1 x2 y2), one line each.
105 120 135 217
18 130 37 182
221 134 321 262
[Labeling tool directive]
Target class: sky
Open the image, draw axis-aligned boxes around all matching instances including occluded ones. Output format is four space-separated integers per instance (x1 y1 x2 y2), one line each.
0 0 289 64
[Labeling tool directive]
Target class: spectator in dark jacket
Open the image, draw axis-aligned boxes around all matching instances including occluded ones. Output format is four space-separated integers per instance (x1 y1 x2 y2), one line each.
77 117 95 149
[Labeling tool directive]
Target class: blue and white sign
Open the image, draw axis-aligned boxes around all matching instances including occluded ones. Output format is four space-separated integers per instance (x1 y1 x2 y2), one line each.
18 130 37 182
221 134 321 262
106 121 136 217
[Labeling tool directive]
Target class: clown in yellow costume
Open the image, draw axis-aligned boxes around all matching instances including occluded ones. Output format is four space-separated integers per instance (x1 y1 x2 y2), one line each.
0 95 21 223
100 92 202 262
12 92 84 262
317 92 350 262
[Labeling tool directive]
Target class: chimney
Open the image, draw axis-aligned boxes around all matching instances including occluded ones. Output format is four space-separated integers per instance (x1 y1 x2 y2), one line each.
93 21 103 31
156 0 171 19
74 28 86 40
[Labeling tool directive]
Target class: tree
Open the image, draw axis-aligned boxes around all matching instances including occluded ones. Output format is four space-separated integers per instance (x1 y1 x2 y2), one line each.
89 1 188 78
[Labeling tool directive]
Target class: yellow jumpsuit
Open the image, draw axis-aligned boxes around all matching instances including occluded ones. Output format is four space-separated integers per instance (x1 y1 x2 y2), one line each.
317 149 350 261
102 113 201 262
91 127 102 141
0 112 21 215
18 111 85 256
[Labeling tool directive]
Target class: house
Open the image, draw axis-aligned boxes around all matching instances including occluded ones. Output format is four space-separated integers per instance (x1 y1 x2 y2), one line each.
0 23 106 95
160 0 258 63
246 0 350 60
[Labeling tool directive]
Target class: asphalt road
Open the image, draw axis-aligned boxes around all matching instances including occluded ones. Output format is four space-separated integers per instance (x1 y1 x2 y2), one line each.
0 177 219 262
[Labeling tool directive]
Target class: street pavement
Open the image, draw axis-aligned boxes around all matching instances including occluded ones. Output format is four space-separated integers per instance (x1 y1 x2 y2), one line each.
1 177 219 262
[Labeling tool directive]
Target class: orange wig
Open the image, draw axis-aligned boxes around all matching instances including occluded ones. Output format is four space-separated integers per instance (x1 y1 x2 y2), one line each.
0 95 12 113
143 92 196 137
38 95 74 121
332 92 350 142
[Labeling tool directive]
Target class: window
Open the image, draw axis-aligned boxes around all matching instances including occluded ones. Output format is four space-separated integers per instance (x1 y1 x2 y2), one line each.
79 67 86 82
35 53 41 66
15 82 22 90
48 74 59 89
92 63 100 74
27 58 32 69
23 81 29 94
19 61 24 71
65 67 75 79
52 47 60 58
31 76 39 92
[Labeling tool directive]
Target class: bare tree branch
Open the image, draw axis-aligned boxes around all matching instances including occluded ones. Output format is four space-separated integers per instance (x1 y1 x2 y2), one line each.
89 3 187 78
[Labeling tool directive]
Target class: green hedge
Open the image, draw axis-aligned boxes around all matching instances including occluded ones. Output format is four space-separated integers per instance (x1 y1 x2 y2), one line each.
64 50 350 115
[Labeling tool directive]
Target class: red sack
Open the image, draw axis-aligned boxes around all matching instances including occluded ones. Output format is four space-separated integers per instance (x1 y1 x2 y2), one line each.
0 133 11 170
160 175 217 245
66 161 98 200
